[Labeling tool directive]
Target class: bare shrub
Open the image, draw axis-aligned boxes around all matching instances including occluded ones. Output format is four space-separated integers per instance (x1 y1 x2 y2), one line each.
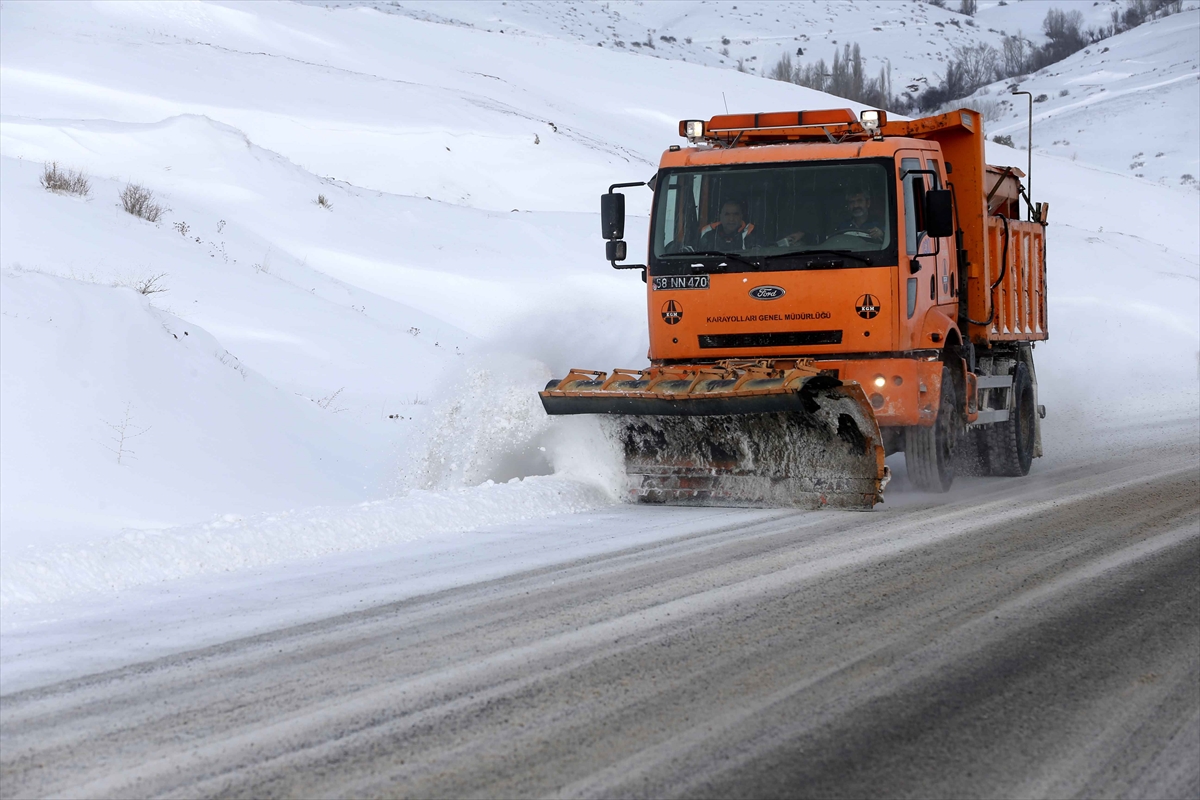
120 183 165 222
115 272 169 295
315 387 346 412
41 162 91 196
993 134 1015 147
315 193 333 210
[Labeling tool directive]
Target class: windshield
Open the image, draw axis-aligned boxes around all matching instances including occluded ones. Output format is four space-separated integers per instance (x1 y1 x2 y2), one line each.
650 159 895 273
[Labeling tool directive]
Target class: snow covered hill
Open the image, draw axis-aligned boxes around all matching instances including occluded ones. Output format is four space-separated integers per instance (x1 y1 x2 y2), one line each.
329 0 1199 183
973 8 1199 187
322 0 1020 102
1 0 1196 609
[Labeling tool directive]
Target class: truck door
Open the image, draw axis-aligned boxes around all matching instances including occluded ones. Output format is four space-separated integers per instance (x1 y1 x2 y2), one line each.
898 152 930 340
926 156 955 306
900 152 952 320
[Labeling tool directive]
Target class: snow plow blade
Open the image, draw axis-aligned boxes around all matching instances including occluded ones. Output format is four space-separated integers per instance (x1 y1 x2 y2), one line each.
540 360 888 509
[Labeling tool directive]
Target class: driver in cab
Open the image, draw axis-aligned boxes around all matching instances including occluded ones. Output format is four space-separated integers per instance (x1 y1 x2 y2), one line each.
833 183 885 243
774 183 884 248
699 199 762 251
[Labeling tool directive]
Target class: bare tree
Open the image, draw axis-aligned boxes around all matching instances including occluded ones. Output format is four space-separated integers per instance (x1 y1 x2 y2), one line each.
102 403 151 465
770 52 794 82
954 43 1000 89
795 58 830 93
1002 35 1028 76
1034 8 1087 67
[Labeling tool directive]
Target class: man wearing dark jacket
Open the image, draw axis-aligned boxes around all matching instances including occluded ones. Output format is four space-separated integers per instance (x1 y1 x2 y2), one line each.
699 199 762 251
832 184 885 242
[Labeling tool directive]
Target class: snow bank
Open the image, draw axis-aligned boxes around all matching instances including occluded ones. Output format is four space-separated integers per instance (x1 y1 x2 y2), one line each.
0 267 374 545
0 475 617 608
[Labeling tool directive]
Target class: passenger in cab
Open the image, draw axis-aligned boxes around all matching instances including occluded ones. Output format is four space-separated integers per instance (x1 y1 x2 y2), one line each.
699 199 762 251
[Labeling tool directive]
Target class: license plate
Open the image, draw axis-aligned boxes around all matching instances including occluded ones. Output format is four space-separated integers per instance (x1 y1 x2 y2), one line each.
653 275 709 291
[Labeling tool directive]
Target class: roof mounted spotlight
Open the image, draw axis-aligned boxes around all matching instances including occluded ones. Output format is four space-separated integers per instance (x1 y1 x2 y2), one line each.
680 119 706 144
860 109 886 140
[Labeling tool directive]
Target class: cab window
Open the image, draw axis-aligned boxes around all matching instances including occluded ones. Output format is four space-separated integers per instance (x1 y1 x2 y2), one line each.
651 160 894 268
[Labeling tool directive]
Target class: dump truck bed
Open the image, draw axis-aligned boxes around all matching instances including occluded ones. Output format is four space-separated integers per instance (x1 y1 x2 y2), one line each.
886 111 1048 346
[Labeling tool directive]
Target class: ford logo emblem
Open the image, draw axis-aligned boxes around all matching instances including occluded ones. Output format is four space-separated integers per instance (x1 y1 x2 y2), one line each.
749 285 786 300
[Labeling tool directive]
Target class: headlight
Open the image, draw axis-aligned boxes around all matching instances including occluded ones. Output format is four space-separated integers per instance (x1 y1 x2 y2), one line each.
684 120 705 141
860 109 885 133
873 375 887 388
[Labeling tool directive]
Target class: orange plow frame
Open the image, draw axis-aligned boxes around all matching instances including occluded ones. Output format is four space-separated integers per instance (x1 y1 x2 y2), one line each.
541 360 889 508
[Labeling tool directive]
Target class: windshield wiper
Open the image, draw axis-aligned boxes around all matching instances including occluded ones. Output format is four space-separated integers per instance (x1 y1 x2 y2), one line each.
762 248 872 266
659 250 763 272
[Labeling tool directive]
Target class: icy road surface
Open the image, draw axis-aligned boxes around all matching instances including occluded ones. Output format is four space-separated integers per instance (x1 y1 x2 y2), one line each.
2 406 1197 799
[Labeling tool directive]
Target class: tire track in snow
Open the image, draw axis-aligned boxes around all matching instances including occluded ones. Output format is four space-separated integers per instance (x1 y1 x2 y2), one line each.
1 435 1196 798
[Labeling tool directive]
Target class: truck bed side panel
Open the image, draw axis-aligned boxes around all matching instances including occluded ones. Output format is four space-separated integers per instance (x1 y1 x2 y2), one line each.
972 217 1048 342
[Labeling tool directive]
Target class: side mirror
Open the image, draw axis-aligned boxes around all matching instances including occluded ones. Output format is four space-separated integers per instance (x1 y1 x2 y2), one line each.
606 240 627 262
601 192 625 240
925 189 954 237
911 176 927 233
601 181 649 270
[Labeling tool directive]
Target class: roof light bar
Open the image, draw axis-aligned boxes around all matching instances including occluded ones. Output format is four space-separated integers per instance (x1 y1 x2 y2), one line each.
675 108 884 146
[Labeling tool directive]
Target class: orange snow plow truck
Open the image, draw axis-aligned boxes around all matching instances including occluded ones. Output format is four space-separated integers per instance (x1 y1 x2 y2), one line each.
541 108 1047 508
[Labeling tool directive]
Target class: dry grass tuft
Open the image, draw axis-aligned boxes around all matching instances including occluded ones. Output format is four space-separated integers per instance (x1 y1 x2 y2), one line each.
41 162 91 196
120 183 166 222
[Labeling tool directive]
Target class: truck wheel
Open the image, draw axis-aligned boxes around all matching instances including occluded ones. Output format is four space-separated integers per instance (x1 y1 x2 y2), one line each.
985 361 1035 476
906 366 957 492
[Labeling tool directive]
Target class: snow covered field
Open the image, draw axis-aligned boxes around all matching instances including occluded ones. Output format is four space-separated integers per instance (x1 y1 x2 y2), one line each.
1 0 1197 623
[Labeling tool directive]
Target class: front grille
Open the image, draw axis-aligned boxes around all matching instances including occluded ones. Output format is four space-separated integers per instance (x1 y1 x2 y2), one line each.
698 330 843 349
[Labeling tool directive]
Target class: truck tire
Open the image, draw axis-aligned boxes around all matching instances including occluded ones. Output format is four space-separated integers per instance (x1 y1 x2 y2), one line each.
985 361 1035 476
906 366 957 492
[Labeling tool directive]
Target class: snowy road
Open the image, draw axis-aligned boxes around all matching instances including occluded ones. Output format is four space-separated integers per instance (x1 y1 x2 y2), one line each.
2 414 1197 799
